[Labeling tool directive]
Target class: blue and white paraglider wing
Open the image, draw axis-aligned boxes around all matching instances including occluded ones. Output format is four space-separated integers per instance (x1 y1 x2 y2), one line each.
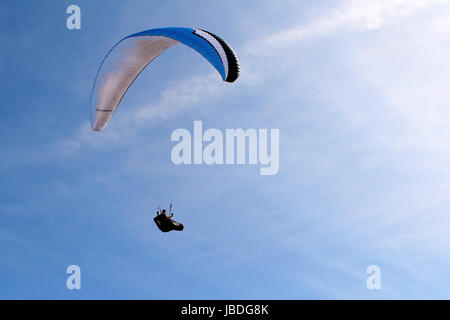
90 27 240 131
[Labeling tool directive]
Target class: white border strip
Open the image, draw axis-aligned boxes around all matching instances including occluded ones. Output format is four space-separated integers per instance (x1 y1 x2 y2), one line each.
194 29 228 79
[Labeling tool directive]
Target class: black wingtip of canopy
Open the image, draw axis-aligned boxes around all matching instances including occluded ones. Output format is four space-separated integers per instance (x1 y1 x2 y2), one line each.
199 29 240 83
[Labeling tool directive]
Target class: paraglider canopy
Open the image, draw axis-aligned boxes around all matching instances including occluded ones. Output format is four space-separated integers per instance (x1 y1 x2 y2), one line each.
90 27 240 131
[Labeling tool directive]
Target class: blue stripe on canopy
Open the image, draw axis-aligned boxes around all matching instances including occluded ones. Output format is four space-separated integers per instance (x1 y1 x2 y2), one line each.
126 27 226 80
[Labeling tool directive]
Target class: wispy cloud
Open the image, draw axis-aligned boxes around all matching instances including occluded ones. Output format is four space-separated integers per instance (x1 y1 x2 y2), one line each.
252 0 449 51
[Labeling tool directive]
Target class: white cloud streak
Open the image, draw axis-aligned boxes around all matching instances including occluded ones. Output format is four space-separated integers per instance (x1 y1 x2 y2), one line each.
252 0 449 51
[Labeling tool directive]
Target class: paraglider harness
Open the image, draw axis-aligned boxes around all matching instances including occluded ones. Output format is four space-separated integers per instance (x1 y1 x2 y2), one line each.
154 203 184 232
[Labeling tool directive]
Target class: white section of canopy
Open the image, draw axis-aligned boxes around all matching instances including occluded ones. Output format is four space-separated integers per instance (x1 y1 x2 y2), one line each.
91 36 179 131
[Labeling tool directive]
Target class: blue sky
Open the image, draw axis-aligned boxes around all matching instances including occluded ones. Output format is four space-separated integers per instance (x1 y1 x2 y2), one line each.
1 0 450 299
